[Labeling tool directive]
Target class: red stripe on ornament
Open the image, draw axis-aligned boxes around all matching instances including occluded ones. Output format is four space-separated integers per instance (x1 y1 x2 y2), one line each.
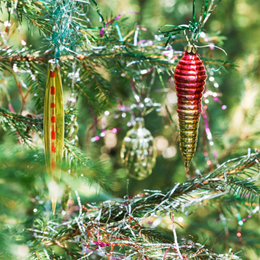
51 125 56 139
50 103 55 108
50 86 55 95
51 142 56 153
50 71 55 78
51 158 56 169
51 116 56 123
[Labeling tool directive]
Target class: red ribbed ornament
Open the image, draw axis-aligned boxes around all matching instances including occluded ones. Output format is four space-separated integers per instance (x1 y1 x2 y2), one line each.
174 45 207 172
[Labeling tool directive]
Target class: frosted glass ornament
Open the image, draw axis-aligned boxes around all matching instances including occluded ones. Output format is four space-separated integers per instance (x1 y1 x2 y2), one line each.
121 117 156 180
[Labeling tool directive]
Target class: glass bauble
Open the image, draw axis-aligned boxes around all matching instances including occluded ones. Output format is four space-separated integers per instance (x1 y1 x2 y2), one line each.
121 117 156 180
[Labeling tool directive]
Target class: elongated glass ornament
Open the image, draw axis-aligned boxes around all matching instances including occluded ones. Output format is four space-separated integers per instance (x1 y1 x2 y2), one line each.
174 45 207 173
121 117 156 180
44 60 64 214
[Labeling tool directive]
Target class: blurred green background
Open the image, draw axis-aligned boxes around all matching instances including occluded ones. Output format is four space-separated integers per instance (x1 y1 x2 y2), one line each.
1 0 260 258
81 0 260 196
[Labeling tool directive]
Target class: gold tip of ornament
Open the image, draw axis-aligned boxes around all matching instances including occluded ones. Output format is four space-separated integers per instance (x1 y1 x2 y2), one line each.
184 161 190 174
52 199 57 215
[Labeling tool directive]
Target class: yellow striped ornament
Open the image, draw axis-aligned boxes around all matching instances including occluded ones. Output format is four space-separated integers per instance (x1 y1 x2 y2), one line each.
44 60 64 214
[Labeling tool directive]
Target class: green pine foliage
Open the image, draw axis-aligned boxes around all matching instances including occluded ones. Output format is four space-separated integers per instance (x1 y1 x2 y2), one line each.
0 0 260 259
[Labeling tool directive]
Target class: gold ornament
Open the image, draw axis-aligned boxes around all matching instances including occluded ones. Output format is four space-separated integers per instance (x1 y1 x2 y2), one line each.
121 117 156 180
44 60 64 214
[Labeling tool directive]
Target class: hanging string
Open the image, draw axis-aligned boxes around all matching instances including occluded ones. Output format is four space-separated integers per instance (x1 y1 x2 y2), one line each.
196 43 227 72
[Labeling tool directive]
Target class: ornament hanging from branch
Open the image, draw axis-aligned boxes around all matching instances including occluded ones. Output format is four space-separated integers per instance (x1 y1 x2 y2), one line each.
42 0 85 213
121 117 156 180
174 44 207 173
44 60 64 214
161 0 223 172
120 77 160 180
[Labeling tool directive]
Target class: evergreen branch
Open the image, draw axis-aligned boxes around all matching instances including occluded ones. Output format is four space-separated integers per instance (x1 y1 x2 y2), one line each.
127 153 259 217
202 57 236 68
0 52 49 64
62 60 116 114
141 227 174 244
15 5 47 34
3 0 90 54
63 140 113 191
0 141 113 192
28 62 47 111
187 221 260 255
0 107 42 126
227 176 260 199
30 213 241 259
3 0 49 34
82 62 112 107
0 51 235 70
79 152 260 223
0 107 42 144
0 108 113 189
0 0 253 259
0 50 174 67
26 152 259 259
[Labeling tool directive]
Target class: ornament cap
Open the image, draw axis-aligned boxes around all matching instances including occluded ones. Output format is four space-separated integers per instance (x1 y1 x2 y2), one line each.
48 59 56 71
134 117 145 128
185 44 197 54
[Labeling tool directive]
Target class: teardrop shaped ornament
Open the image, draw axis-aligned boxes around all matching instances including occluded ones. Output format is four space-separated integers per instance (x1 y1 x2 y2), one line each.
174 45 207 172
121 117 156 180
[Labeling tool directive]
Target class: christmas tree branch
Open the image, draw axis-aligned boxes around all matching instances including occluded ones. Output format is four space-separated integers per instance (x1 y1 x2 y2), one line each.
26 152 259 259
0 107 42 126
0 50 235 69
0 141 113 193
0 107 42 144
63 140 113 191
